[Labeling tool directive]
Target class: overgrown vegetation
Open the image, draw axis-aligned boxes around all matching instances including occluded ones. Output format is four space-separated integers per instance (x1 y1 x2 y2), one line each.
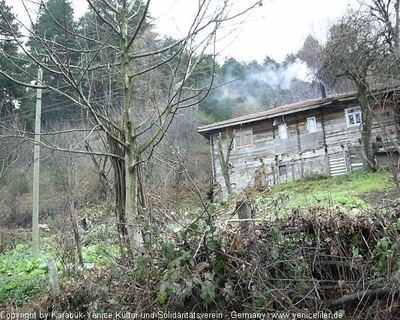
0 217 119 306
2 170 400 318
2 0 400 317
0 244 49 304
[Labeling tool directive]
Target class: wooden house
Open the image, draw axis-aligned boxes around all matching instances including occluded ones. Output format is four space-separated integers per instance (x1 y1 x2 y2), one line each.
198 90 400 196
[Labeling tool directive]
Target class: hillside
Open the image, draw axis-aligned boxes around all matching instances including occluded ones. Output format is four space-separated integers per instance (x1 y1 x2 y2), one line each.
1 170 400 318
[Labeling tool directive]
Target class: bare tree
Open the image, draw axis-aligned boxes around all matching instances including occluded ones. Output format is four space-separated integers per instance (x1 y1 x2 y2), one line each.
312 2 400 171
368 0 400 52
0 0 262 256
217 130 234 195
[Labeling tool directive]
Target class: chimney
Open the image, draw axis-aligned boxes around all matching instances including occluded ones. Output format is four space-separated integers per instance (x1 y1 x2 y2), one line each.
320 82 327 99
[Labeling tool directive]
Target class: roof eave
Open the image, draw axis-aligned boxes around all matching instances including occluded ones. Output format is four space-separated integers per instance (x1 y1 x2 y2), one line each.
197 102 331 138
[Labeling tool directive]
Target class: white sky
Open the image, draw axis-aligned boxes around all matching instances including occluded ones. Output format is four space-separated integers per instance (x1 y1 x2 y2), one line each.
5 0 360 63
149 0 360 63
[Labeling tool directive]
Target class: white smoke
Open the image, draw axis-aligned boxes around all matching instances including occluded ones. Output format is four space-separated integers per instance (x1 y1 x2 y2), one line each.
248 59 313 90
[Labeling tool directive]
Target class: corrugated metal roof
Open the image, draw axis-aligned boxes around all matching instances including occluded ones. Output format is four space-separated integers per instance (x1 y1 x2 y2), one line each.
198 91 356 137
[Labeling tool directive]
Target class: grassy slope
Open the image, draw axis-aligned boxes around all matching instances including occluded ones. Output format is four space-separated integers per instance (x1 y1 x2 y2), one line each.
258 170 397 218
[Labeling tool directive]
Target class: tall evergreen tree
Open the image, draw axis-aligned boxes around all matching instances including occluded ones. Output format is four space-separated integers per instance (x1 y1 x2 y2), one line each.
0 0 25 121
27 0 80 125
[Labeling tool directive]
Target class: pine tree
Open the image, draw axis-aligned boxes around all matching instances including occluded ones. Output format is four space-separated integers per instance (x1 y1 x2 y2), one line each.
0 0 25 121
27 0 80 126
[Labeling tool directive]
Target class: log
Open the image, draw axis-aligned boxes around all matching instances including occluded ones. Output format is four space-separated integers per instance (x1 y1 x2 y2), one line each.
327 287 393 308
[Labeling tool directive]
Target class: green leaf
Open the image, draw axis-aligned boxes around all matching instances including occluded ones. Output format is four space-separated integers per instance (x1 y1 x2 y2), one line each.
209 204 217 214
392 242 400 251
169 259 181 267
8 282 17 290
270 246 279 260
180 230 187 240
200 280 216 303
253 297 265 308
162 244 175 259
208 236 221 250
351 234 360 246
159 282 167 293
135 268 145 279
297 280 308 295
179 250 192 262
213 258 224 272
270 226 280 238
170 270 180 282
157 291 168 304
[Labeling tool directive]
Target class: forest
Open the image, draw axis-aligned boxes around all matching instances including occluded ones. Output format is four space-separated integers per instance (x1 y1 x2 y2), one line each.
2 0 400 318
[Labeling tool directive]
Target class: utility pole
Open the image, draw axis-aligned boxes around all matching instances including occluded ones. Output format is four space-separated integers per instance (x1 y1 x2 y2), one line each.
32 67 43 259
396 0 400 52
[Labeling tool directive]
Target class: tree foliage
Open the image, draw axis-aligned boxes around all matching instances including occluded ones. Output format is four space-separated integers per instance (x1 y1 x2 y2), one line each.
27 0 81 125
0 0 25 120
198 56 320 122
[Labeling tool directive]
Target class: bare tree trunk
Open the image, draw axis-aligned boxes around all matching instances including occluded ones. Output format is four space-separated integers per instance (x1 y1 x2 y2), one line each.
125 151 143 255
69 201 84 267
107 136 128 254
217 131 234 195
356 80 375 171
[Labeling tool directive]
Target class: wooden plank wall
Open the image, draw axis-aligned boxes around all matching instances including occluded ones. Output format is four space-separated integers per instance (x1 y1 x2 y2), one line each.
211 102 399 196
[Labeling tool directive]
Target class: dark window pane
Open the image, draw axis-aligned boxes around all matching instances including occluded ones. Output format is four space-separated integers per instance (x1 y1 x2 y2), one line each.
279 165 287 176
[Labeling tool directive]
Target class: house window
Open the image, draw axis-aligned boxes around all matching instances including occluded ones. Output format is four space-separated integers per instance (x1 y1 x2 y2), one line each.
307 117 317 133
345 106 362 127
278 123 288 139
234 129 253 149
279 165 287 176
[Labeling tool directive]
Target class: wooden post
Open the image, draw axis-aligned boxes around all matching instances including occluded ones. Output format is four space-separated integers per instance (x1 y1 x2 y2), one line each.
48 259 60 297
236 198 252 233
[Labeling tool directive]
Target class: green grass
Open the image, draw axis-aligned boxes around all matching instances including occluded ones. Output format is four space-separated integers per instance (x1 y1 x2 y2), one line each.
0 223 119 305
257 170 396 218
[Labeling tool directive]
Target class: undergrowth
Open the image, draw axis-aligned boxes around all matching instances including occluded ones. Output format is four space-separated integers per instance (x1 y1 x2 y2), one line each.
0 243 50 304
2 171 400 318
0 229 119 306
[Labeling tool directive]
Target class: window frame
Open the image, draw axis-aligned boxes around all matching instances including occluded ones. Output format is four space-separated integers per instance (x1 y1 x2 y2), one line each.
345 106 362 127
234 129 253 149
307 116 317 133
278 123 288 139
279 165 287 177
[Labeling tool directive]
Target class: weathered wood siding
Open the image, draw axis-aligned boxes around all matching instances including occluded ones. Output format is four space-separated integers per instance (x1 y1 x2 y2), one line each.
211 102 399 196
212 121 276 195
322 106 361 152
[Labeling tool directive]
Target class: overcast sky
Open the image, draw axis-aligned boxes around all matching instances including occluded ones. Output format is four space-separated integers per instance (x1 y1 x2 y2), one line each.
6 0 360 63
149 0 360 63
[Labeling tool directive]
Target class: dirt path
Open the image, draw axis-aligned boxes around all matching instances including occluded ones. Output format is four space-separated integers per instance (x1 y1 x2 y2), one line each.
359 188 400 208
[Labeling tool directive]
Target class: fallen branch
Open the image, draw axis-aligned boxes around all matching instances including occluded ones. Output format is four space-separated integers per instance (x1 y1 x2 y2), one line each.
226 218 266 223
327 287 394 308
